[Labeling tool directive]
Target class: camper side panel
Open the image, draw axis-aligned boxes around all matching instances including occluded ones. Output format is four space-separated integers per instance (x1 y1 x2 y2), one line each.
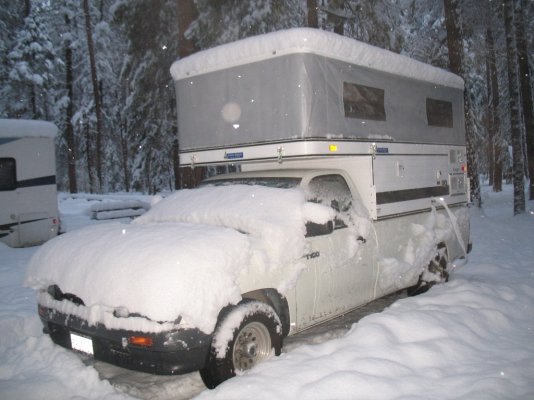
176 55 308 150
175 53 465 151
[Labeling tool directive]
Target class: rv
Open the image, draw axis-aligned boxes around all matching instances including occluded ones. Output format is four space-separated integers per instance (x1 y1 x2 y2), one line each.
171 27 470 252
169 28 471 385
0 119 59 247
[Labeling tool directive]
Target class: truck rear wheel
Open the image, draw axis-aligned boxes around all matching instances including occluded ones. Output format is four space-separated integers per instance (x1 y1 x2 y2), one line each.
200 301 282 389
407 243 449 296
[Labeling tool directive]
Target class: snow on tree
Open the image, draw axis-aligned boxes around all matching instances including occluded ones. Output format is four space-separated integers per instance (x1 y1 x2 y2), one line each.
187 0 304 49
4 2 62 121
443 0 482 207
113 0 181 193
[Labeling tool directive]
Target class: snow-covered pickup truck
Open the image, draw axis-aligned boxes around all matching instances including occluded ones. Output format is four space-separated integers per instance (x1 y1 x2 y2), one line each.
26 169 468 388
26 28 471 388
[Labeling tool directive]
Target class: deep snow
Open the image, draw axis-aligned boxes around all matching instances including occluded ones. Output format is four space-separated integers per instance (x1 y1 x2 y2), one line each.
0 184 533 399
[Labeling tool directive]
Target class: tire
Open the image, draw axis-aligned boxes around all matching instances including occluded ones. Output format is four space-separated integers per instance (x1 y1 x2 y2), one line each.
199 301 283 389
407 243 449 296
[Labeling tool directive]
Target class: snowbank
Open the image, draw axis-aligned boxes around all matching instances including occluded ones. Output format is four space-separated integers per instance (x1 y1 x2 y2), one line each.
170 28 463 89
1 185 533 400
194 189 534 400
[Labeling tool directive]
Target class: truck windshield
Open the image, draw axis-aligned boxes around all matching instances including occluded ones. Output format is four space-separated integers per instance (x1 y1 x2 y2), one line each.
203 177 301 189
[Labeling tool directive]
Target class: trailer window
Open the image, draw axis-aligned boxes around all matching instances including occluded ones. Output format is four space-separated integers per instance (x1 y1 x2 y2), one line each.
0 158 16 191
426 98 453 128
343 82 386 121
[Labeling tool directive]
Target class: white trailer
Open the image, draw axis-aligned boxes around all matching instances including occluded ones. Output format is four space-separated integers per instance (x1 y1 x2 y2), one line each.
0 119 59 247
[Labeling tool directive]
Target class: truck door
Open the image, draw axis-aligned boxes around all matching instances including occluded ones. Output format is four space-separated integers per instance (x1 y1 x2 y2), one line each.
295 174 375 329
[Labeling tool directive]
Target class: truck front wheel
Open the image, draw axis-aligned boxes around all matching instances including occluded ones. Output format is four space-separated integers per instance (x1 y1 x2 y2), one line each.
200 301 283 388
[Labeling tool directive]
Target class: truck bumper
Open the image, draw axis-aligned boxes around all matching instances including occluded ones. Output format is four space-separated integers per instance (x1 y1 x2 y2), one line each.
38 304 211 375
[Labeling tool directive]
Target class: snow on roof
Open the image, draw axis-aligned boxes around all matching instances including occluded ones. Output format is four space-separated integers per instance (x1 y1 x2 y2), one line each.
170 28 464 90
0 119 58 139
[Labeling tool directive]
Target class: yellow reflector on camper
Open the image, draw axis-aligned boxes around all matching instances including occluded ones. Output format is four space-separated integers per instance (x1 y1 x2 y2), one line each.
329 144 338 152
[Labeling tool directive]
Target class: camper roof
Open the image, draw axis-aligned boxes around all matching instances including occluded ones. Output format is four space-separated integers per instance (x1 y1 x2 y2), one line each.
0 119 57 139
170 28 463 90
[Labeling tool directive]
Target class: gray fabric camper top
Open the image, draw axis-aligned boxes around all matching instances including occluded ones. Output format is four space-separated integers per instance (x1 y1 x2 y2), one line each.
171 28 466 151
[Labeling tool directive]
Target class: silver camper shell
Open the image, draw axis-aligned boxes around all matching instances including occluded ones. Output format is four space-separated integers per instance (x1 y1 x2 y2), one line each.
0 119 59 247
170 28 469 221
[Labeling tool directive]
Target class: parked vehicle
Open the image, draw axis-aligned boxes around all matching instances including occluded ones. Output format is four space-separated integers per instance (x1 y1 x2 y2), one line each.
0 119 59 247
27 28 471 388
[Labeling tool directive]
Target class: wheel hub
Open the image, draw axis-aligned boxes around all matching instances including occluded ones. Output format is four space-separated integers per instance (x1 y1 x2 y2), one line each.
232 321 271 372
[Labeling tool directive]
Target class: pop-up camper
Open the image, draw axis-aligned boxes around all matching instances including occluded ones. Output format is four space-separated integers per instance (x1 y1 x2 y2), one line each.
171 28 470 222
0 119 59 247
171 27 471 290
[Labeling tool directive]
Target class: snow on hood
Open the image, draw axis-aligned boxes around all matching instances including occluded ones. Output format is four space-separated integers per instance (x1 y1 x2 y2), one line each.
25 185 334 333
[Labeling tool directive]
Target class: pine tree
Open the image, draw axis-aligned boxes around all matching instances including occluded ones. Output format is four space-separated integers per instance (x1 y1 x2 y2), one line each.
0 3 27 117
83 0 105 192
514 0 534 200
503 0 525 214
60 1 77 193
187 0 303 49
485 26 503 192
307 0 319 28
114 0 180 193
5 2 61 120
443 0 482 207
400 0 449 67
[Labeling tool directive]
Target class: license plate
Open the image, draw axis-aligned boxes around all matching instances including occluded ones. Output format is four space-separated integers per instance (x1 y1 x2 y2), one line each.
70 332 94 355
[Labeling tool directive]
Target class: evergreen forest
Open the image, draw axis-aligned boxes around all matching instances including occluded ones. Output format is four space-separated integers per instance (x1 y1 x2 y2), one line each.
1 0 532 214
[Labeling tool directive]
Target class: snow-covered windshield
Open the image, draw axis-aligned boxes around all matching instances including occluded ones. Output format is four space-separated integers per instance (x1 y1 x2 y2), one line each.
203 176 301 189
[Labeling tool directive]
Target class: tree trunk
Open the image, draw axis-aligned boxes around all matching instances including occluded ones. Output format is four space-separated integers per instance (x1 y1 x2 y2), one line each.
119 112 130 191
84 115 95 193
514 0 534 200
83 0 104 192
485 27 503 192
24 0 31 17
503 0 525 214
177 0 198 60
443 0 481 206
64 12 77 193
307 0 319 28
176 0 202 189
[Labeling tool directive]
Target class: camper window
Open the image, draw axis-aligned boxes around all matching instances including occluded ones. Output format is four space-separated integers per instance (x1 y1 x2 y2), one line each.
426 98 453 128
343 82 386 121
0 158 16 191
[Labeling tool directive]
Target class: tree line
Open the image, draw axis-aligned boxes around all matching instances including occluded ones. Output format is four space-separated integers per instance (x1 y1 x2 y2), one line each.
0 0 532 214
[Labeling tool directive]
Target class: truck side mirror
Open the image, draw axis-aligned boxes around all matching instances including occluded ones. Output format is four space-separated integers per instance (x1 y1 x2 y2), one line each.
305 220 334 237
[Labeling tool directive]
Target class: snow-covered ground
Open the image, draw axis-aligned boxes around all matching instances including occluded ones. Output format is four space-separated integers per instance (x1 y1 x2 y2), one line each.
0 184 533 399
